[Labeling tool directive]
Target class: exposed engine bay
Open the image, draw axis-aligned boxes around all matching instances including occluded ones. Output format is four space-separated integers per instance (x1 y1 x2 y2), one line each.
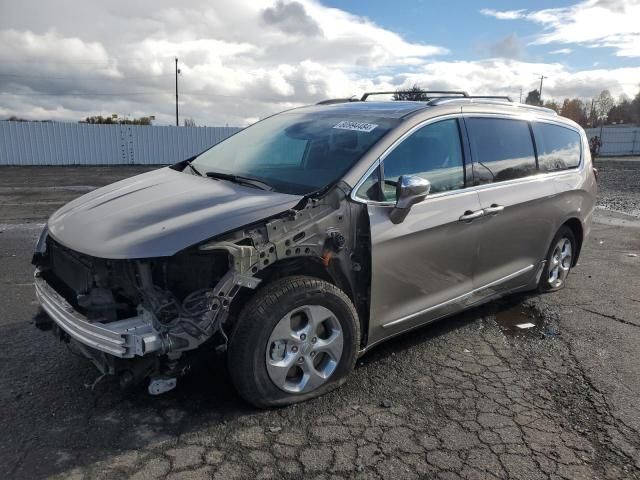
33 184 370 394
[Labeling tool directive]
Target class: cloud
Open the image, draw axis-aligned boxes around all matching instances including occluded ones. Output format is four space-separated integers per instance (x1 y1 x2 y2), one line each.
262 0 322 36
486 34 524 59
0 0 450 125
0 0 638 127
392 59 640 101
480 9 526 20
549 48 573 54
480 0 640 57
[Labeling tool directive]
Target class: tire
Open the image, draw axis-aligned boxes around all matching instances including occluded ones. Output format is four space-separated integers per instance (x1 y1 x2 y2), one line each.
538 226 577 292
227 275 360 408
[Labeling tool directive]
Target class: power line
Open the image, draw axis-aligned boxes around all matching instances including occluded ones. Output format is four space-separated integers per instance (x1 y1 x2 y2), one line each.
0 91 164 96
0 57 178 66
0 90 299 103
0 73 173 81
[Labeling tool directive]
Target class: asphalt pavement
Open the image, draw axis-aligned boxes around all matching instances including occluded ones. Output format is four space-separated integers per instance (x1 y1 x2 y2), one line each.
0 162 638 480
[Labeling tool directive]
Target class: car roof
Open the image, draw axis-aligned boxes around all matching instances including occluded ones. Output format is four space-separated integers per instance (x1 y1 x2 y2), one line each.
295 101 429 119
297 97 567 123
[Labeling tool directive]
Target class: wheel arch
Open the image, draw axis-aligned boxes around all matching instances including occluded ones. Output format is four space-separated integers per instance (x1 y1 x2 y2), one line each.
561 217 584 266
227 256 358 331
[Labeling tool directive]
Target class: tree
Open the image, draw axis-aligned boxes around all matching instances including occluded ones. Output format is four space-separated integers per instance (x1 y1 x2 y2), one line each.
83 115 115 124
607 96 632 124
4 116 51 122
183 118 197 127
82 115 153 125
630 89 640 124
560 98 588 126
525 89 541 106
393 84 430 101
595 90 615 121
543 100 561 113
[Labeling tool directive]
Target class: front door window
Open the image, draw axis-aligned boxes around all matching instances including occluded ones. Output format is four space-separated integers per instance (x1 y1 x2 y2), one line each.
382 119 465 200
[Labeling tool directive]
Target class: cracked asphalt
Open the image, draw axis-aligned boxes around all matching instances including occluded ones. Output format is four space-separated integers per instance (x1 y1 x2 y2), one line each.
1 162 639 479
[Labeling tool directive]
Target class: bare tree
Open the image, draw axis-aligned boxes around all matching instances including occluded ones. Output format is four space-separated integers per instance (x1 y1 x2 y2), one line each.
183 118 197 127
393 84 430 101
595 90 615 121
82 115 153 125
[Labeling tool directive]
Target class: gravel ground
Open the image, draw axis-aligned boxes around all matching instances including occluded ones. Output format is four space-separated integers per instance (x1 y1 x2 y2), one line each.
593 157 640 217
0 164 639 480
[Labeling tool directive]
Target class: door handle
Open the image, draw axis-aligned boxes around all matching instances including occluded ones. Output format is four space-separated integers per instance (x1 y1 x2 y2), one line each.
459 209 485 222
484 204 505 215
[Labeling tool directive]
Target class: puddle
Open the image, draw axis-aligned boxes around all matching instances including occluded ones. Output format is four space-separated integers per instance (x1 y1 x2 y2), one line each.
493 303 558 338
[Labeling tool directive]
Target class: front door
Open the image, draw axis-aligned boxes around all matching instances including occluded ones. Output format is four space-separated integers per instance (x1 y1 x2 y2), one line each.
355 118 484 346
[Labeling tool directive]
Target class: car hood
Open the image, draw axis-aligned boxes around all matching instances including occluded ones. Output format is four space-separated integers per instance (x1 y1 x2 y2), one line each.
47 167 302 259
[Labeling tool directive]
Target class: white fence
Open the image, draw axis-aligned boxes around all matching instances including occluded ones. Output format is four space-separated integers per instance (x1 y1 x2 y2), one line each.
0 121 241 166
585 125 640 156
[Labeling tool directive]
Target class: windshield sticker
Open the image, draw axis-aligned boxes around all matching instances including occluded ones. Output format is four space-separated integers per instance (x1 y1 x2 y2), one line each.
333 121 378 133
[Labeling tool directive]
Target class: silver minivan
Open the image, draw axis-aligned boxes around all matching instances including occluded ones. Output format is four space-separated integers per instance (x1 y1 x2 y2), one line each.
33 92 597 406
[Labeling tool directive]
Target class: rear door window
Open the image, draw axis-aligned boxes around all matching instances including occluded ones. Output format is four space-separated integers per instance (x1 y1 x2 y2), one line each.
466 117 537 184
533 122 581 171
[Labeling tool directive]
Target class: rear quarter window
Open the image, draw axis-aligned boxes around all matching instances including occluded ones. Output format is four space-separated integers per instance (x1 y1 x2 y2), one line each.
533 122 581 171
466 117 537 184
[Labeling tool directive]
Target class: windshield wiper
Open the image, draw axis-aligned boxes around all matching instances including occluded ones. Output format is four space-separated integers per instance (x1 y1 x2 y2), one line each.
205 171 273 191
184 160 202 176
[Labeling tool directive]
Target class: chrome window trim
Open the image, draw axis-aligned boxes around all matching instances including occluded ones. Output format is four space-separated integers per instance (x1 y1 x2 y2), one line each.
350 113 464 204
350 111 585 206
530 117 584 171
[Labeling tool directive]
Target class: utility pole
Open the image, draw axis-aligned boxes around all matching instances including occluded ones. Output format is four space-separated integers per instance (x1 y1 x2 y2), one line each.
538 74 548 106
519 88 523 103
175 57 180 126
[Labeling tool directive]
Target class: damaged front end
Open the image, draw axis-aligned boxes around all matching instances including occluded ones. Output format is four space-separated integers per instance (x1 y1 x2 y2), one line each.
33 185 369 394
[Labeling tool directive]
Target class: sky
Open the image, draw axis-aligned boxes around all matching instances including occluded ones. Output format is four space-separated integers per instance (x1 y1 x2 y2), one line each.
0 0 639 126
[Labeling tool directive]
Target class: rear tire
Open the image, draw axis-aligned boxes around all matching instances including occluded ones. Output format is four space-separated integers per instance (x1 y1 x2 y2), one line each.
538 226 576 292
227 275 359 408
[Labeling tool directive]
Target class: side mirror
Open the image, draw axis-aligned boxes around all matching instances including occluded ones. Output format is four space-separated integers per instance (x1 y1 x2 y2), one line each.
389 175 430 224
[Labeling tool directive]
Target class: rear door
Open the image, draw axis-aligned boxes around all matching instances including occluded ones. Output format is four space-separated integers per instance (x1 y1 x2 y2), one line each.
353 117 484 345
464 116 557 293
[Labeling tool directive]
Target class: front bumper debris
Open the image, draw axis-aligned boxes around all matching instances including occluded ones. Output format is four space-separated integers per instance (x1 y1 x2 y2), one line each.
34 270 163 358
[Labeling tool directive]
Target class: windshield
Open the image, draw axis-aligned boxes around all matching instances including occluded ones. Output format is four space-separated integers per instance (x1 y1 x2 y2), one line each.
191 111 399 195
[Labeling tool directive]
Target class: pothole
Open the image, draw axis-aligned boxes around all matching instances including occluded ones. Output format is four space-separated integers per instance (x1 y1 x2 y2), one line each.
493 303 558 338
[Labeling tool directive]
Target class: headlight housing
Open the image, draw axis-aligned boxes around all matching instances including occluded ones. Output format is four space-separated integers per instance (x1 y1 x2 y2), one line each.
34 224 49 255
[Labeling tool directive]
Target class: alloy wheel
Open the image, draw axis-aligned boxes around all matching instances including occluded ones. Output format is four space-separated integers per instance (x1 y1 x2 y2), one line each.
548 237 573 288
265 305 343 394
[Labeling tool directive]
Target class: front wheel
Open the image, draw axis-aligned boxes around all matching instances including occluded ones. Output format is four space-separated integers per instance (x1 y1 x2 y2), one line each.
227 276 360 408
538 226 576 292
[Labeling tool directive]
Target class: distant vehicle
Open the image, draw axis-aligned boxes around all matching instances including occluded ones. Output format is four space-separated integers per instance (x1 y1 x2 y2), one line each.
33 91 597 407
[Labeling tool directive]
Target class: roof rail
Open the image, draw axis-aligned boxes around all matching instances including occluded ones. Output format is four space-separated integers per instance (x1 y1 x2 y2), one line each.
514 103 558 115
316 97 360 105
428 97 558 115
361 90 468 101
427 95 513 105
469 95 512 101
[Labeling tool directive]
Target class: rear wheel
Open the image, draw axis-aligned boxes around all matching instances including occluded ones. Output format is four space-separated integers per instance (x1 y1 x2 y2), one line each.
538 226 576 292
228 276 359 408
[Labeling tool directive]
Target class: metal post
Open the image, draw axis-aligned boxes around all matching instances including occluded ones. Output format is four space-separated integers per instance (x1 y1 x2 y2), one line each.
175 58 179 127
599 121 604 155
538 75 547 106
